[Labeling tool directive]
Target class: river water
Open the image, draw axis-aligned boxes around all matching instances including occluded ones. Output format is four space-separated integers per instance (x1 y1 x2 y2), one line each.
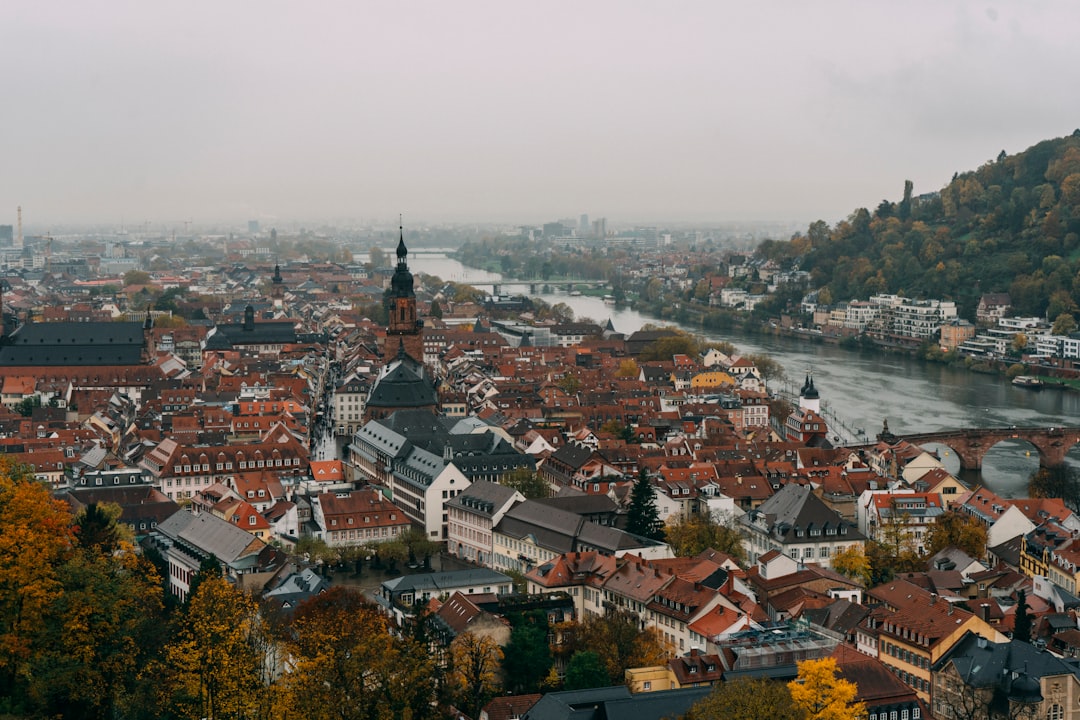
406 251 1080 497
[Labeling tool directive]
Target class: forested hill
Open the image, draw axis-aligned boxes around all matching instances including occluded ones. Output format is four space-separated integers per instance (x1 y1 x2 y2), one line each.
758 130 1080 322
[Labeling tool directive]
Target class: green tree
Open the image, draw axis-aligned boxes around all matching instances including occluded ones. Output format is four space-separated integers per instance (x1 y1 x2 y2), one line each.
788 657 865 720
429 298 443 319
1052 313 1077 336
1013 589 1032 643
625 470 664 541
502 611 552 694
665 512 745 561
563 651 609 691
29 536 164 720
686 677 802 720
123 270 151 286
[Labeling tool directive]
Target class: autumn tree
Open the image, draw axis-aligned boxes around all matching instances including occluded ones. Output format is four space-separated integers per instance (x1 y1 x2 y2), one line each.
626 470 665 541
665 511 745 561
159 576 269 720
746 353 785 387
448 632 503 718
281 586 436 720
639 332 702 362
788 657 865 720
615 359 640 378
503 467 550 499
1029 465 1080 512
569 610 670 685
28 532 165 720
831 545 872 586
0 459 74 704
686 677 802 720
563 651 609 691
925 510 988 559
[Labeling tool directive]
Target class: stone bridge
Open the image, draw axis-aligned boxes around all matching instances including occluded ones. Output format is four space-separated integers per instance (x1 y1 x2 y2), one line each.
892 426 1080 470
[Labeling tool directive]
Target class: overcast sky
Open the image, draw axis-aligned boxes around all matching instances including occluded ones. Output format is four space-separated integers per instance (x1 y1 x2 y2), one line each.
2 1 1079 229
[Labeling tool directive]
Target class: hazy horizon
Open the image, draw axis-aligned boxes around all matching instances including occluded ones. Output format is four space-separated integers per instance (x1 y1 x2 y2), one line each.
3 2 1079 230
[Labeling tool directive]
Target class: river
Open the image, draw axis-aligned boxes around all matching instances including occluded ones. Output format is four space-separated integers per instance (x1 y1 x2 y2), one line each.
404 250 1080 497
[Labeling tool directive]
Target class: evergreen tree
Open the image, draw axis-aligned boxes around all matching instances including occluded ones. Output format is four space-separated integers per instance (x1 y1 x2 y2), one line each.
1014 589 1033 643
626 470 664 541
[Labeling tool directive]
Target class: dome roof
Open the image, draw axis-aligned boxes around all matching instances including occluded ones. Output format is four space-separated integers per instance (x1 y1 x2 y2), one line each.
1008 671 1042 705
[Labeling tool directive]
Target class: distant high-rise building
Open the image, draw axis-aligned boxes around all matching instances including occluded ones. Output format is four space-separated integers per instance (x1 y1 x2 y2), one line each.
591 218 606 239
0 225 11 247
578 214 589 235
248 220 260 234
543 222 568 238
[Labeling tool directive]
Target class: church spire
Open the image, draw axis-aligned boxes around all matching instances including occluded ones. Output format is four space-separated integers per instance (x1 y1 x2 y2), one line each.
396 214 408 266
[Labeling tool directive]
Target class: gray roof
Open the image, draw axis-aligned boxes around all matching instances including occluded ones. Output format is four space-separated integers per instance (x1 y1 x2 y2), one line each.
156 509 266 567
522 685 712 720
381 568 511 595
498 500 659 555
934 630 1080 685
447 480 522 517
747 483 864 544
0 321 146 366
366 355 438 409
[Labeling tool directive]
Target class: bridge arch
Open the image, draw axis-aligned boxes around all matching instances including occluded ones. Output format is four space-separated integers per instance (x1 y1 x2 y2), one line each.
900 427 1080 471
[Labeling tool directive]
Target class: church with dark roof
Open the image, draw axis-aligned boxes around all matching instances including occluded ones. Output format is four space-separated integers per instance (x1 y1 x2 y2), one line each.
0 281 152 367
362 224 439 421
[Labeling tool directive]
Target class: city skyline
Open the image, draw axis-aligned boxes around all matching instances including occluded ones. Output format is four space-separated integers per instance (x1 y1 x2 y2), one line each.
2 2 1080 227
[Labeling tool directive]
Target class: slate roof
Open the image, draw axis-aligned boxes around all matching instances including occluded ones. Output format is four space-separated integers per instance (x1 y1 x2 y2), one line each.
203 319 299 350
0 321 146 366
155 508 267 567
447 480 521 517
523 685 712 720
746 483 864 544
933 630 1080 685
381 568 512 596
365 354 438 409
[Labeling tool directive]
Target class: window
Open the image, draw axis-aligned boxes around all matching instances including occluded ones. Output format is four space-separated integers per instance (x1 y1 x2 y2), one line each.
1047 705 1064 720
913 709 920 719
643 681 651 690
902 710 909 720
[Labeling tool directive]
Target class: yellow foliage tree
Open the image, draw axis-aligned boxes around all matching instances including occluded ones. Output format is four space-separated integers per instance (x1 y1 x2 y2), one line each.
830 545 871 587
788 657 865 720
281 586 436 720
161 576 268 720
0 458 74 699
449 632 504 718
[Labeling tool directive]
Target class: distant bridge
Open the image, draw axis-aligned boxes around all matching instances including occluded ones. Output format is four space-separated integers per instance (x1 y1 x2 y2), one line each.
885 426 1080 470
467 279 606 295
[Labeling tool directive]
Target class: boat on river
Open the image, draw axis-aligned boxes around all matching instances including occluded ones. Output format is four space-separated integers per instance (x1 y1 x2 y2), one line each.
1012 375 1044 389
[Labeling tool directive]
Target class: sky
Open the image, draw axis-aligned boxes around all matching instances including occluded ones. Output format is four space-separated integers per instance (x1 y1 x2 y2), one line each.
2 1 1080 230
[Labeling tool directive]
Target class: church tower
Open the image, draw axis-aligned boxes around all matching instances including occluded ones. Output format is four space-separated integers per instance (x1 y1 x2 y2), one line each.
271 262 285 309
386 221 424 362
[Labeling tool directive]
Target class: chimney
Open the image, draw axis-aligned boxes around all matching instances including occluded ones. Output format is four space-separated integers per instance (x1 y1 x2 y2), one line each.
930 593 938 605
981 603 991 622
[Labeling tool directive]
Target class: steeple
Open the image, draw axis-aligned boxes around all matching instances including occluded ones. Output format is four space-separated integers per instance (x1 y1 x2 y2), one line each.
396 215 408 266
386 215 423 363
272 263 283 285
